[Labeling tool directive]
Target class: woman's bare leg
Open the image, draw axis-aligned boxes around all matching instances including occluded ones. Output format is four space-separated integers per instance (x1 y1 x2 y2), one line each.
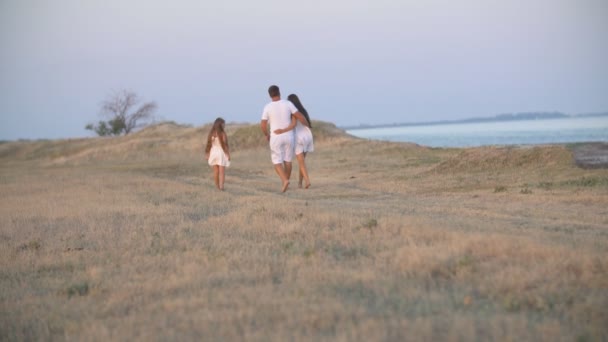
296 152 311 189
298 153 304 188
218 166 225 190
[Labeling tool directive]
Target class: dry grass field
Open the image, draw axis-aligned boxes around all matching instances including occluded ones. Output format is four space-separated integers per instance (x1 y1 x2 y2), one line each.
1 122 607 341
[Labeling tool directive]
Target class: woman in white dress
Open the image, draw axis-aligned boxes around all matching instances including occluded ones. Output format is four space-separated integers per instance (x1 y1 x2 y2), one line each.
275 94 314 189
205 117 230 190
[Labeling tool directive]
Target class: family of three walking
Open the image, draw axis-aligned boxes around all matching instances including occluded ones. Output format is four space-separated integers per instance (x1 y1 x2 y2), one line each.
205 85 314 192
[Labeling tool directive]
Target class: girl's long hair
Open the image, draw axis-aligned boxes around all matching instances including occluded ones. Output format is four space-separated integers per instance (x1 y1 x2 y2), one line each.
205 117 228 154
287 94 312 128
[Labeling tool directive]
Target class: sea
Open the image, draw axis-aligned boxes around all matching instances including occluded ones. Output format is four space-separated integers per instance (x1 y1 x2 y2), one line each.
346 116 608 148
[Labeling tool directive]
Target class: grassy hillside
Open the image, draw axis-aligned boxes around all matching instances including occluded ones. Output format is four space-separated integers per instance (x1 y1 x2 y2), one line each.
1 122 607 341
0 120 352 165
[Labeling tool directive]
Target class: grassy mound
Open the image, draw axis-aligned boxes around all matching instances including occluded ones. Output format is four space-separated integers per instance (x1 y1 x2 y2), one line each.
0 120 355 164
432 145 574 173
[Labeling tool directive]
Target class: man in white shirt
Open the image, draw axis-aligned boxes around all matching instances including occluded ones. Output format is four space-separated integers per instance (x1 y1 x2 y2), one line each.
261 85 298 192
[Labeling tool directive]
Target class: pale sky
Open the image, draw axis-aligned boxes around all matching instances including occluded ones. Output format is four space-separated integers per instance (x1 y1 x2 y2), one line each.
1 0 607 140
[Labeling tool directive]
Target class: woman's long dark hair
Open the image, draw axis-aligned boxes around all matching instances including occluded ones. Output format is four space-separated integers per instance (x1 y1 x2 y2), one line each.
287 94 312 128
205 117 228 154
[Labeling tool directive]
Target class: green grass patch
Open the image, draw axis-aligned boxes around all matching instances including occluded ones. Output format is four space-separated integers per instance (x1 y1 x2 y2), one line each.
561 176 608 188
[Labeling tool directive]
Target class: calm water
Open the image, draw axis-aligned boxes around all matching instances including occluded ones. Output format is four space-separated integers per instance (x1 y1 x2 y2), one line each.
346 116 608 148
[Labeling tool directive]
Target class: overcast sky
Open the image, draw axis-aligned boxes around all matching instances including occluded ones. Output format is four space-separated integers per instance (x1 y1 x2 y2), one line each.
1 0 607 140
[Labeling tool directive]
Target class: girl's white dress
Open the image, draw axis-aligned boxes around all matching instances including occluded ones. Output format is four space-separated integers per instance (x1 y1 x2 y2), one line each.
208 136 230 167
295 120 314 155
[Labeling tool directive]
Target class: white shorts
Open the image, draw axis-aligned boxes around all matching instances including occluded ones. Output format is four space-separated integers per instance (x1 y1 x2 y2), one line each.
269 133 294 164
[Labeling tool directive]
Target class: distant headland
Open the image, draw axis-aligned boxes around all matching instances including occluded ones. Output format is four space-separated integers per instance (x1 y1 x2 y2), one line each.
342 111 608 130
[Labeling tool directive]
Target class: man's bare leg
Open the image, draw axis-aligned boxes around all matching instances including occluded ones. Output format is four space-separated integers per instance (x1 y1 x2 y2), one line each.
284 161 292 181
274 163 290 192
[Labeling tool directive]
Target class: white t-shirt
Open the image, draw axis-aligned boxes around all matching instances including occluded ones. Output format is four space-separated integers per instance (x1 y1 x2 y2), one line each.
261 100 297 137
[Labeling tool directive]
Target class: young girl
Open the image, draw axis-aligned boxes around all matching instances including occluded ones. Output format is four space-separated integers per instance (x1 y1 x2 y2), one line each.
205 117 230 190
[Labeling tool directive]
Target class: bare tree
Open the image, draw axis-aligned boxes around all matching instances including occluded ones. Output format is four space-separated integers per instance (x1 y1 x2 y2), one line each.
86 90 157 136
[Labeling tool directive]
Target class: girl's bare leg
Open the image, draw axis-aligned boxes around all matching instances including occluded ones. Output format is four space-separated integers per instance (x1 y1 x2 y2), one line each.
218 166 225 190
213 165 220 189
296 152 311 189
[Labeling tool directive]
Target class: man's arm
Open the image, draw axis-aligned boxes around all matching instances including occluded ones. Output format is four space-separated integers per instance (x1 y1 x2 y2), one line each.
260 119 269 141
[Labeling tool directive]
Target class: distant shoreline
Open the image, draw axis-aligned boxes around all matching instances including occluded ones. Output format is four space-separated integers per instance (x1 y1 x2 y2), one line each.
342 111 608 131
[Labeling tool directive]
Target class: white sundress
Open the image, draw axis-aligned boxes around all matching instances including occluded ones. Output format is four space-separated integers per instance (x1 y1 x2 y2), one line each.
208 136 230 167
295 120 314 155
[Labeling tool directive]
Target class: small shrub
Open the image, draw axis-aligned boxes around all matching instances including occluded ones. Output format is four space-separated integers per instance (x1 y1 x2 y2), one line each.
494 185 507 193
502 294 521 312
577 333 593 342
520 184 533 194
326 245 368 261
66 282 89 298
282 241 294 252
18 240 41 251
363 218 378 230
303 248 315 258
457 254 474 268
